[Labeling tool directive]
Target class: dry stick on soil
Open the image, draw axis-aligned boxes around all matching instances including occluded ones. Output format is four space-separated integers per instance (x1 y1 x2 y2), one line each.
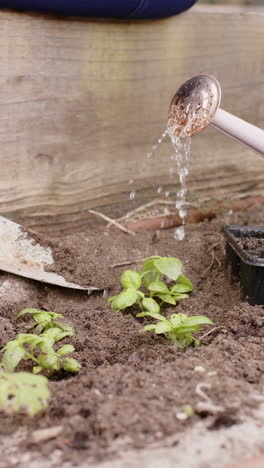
195 382 212 401
89 209 136 236
195 383 224 414
111 259 145 269
31 426 63 444
199 326 226 341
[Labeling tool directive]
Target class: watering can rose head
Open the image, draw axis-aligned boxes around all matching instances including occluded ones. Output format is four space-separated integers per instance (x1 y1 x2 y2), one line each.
168 74 264 157
167 74 221 138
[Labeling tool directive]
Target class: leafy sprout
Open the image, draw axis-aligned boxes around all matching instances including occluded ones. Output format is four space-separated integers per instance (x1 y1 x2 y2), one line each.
1 309 81 374
17 308 74 335
1 331 81 374
109 256 193 313
137 311 214 348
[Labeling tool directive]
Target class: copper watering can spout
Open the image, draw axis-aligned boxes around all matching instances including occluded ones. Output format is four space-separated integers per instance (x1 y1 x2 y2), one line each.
168 74 264 157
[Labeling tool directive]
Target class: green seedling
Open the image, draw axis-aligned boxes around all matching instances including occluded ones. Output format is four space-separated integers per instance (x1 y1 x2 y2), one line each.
1 311 81 374
137 311 213 348
1 331 81 374
17 308 74 335
0 370 50 415
109 256 193 313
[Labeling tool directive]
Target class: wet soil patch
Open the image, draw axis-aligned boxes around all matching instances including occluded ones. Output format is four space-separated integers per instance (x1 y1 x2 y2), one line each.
1 208 264 467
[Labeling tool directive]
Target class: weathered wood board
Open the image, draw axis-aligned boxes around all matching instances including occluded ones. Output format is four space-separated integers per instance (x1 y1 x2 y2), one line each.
0 4 264 233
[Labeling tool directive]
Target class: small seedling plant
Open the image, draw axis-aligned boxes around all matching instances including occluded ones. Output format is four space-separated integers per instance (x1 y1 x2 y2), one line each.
18 308 74 335
1 309 81 374
137 311 213 348
109 256 213 348
109 256 193 314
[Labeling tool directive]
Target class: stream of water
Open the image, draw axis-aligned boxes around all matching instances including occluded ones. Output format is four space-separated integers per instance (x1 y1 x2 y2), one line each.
169 132 191 240
128 128 191 240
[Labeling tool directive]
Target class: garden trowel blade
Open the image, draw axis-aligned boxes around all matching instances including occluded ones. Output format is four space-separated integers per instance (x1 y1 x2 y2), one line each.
0 216 98 291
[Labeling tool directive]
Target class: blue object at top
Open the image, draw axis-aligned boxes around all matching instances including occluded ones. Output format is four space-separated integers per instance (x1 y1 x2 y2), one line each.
0 0 198 18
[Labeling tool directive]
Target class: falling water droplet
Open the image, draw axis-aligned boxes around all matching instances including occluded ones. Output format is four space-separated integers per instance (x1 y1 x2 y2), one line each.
129 191 136 200
103 289 109 299
174 225 185 241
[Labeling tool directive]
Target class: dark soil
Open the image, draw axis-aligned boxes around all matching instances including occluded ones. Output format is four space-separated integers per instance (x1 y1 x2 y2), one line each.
1 208 264 467
23 227 112 289
237 236 264 258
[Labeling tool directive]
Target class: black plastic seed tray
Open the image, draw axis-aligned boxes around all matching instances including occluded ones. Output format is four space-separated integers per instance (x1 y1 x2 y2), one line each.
223 225 264 306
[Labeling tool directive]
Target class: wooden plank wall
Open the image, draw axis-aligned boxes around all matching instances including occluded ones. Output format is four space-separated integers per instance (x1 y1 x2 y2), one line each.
0 4 264 234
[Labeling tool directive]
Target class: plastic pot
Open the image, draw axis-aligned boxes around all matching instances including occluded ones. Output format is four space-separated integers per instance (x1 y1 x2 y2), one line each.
223 225 264 306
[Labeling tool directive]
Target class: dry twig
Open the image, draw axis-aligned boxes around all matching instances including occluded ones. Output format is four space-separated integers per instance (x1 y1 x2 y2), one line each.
199 326 226 341
111 259 145 269
195 382 212 402
89 209 135 236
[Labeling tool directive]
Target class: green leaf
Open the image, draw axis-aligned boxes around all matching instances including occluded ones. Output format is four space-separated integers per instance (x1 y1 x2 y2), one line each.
143 324 157 332
0 371 50 415
57 345 75 356
17 308 42 318
155 321 172 334
182 316 214 327
171 293 189 301
1 341 26 371
110 288 138 313
53 322 74 335
141 259 160 287
38 354 58 370
170 284 192 293
153 257 183 281
143 256 162 260
62 358 81 372
136 290 145 298
183 404 194 417
148 281 170 294
175 325 201 334
155 294 176 305
34 323 47 334
142 297 160 314
177 274 194 291
28 336 46 352
120 270 141 290
137 311 166 321
169 314 183 327
33 313 52 324
174 333 194 349
41 328 72 343
33 366 42 374
37 337 55 354
16 333 40 344
17 308 62 320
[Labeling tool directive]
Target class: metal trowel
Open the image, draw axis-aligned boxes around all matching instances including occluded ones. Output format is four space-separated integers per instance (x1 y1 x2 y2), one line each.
0 216 98 291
